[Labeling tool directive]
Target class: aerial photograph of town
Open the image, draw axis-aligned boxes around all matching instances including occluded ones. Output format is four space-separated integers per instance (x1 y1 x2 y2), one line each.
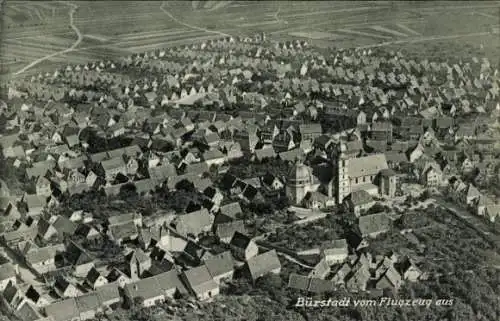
0 1 499 320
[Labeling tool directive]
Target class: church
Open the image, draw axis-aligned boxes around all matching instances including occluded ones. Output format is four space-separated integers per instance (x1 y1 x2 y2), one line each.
336 142 396 204
285 142 397 208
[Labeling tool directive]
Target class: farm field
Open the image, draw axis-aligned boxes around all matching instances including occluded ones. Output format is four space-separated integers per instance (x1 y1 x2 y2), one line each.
1 1 499 79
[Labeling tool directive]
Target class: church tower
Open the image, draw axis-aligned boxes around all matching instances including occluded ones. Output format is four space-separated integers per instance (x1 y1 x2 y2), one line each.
337 143 351 204
286 158 313 206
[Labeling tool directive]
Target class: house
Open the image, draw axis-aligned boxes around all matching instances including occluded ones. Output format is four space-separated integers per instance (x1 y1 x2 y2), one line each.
213 220 245 243
108 212 143 227
75 292 102 320
65 241 95 277
202 148 226 167
100 157 127 182
203 186 224 207
203 251 234 283
345 261 370 292
370 121 393 143
396 257 422 282
261 172 284 195
320 239 349 265
15 301 45 321
375 265 402 292
245 250 281 282
343 190 375 217
299 123 322 141
23 194 47 217
485 205 500 222
123 270 186 307
44 298 80 321
95 283 121 309
303 191 334 209
465 184 481 205
181 265 219 300
54 276 80 298
308 258 331 279
229 231 259 261
35 177 52 197
421 162 443 187
172 209 213 238
378 169 397 198
0 263 17 291
215 202 242 224
358 212 391 238
107 221 138 245
85 267 108 290
25 244 65 275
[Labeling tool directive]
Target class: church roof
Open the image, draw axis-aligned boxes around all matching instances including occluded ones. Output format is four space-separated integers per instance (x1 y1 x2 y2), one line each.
348 154 388 178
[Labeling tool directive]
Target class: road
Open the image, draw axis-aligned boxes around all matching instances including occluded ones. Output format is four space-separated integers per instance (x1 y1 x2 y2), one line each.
0 243 43 286
160 1 231 38
14 1 83 76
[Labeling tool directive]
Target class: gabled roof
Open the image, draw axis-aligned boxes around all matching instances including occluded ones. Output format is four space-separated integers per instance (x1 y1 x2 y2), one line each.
204 251 234 279
215 220 245 240
230 231 252 249
246 250 281 281
183 265 218 295
219 202 242 219
348 154 388 177
45 298 79 321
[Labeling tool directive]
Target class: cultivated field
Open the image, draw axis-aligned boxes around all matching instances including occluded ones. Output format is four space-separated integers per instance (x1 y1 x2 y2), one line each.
1 1 499 79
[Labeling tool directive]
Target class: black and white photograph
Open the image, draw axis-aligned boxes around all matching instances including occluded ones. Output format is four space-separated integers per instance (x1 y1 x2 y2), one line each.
0 1 499 321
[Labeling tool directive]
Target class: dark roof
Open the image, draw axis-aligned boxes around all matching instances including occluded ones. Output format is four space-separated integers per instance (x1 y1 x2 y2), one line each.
230 231 252 249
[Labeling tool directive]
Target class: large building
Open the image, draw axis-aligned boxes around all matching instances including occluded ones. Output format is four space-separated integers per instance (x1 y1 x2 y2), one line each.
286 160 320 206
336 143 391 204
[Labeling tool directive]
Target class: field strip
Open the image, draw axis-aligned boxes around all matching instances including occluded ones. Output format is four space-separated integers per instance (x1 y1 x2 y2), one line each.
269 9 394 35
474 11 499 19
239 20 281 28
160 1 232 37
5 38 71 49
14 2 83 76
84 34 110 42
336 28 393 40
115 27 191 39
356 31 494 49
111 31 209 48
6 5 24 13
279 6 390 19
369 25 409 37
118 29 194 41
74 12 167 24
126 34 222 52
32 6 44 21
396 23 421 36
209 1 233 11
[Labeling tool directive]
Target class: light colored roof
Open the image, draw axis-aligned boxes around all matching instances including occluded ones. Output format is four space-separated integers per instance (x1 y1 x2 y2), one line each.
348 154 388 178
101 157 126 171
183 265 218 295
204 251 234 278
75 292 100 313
246 250 281 281
44 298 79 321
